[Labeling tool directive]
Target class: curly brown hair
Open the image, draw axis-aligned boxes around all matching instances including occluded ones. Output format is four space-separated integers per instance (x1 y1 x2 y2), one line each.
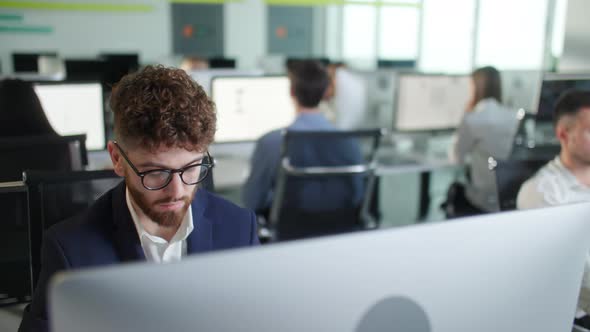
110 65 216 152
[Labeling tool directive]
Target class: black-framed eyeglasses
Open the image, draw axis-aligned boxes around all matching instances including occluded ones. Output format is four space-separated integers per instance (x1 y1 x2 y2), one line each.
114 141 214 191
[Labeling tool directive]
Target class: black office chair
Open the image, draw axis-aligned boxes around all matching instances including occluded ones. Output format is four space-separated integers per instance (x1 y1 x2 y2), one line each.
0 134 87 182
0 135 87 304
0 182 30 306
24 170 122 291
489 158 550 211
267 129 384 241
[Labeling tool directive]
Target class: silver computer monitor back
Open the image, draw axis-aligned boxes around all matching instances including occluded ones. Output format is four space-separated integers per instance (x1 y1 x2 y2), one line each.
50 203 590 332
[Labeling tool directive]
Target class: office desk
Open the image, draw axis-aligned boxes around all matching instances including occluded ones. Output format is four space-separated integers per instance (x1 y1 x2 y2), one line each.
376 151 461 176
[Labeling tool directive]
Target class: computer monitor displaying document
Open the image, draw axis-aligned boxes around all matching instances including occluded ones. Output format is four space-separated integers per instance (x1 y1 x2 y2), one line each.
50 203 590 332
189 69 263 96
34 82 105 150
394 74 470 131
211 76 295 142
535 73 590 121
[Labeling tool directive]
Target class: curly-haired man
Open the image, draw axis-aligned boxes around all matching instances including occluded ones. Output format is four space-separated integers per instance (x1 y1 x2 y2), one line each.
19 66 259 332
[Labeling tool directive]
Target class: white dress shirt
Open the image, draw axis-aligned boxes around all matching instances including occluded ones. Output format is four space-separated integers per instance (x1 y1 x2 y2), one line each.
126 189 194 263
517 156 590 316
517 156 590 209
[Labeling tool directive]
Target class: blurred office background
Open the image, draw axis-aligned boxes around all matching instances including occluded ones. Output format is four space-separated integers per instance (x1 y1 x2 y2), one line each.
2 0 590 329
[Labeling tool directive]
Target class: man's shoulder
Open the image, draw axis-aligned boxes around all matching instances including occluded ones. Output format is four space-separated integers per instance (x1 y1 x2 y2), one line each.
516 160 562 209
257 129 283 146
197 190 257 245
200 189 253 220
45 187 116 244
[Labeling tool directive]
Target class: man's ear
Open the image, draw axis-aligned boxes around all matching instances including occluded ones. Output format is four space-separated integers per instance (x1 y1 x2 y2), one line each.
556 117 572 144
107 141 125 177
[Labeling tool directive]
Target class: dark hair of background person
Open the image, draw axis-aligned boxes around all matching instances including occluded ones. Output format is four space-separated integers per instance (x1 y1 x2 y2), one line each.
553 89 590 127
109 65 216 152
471 66 502 105
288 60 330 108
0 79 58 137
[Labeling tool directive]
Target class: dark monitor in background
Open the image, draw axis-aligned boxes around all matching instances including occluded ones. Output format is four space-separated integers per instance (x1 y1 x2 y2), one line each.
536 74 590 121
377 59 416 70
64 59 105 81
285 57 331 71
211 76 295 142
208 57 236 69
34 82 106 150
0 134 87 182
13 52 58 72
394 74 471 131
100 53 140 86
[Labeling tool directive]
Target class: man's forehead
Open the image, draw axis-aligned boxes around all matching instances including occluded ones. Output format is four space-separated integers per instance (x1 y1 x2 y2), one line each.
132 144 205 160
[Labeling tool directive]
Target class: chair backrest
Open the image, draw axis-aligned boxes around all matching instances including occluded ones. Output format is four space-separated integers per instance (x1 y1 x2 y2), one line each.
0 182 30 305
24 170 122 291
269 129 384 241
0 134 87 182
490 158 550 211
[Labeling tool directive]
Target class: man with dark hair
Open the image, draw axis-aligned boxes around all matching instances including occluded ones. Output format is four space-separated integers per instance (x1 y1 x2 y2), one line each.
19 65 259 332
242 60 363 213
517 89 590 207
517 89 590 327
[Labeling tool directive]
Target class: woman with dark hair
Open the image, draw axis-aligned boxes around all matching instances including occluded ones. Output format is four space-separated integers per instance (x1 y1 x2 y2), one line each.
446 66 520 216
0 78 57 137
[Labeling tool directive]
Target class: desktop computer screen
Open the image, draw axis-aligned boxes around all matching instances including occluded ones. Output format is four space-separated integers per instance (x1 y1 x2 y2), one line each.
394 74 471 131
50 203 590 332
189 69 263 96
34 83 105 150
536 74 590 121
100 53 140 86
211 76 295 142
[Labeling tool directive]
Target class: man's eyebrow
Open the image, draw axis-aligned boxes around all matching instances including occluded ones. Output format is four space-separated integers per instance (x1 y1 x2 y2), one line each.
136 156 205 170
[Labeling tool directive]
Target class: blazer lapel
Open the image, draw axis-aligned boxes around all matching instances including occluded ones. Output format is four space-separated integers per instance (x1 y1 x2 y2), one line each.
111 182 146 262
187 188 213 254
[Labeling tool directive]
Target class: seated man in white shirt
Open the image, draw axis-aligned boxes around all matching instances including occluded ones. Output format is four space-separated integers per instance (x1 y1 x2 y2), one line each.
517 89 590 328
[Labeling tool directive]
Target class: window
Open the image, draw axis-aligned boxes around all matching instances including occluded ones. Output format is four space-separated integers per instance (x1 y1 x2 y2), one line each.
475 0 549 70
378 4 420 60
551 0 568 58
342 3 377 60
419 0 476 73
342 0 420 63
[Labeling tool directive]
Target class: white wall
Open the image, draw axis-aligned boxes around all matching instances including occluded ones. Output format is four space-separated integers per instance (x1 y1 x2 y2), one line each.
0 0 336 73
224 0 266 70
0 0 171 73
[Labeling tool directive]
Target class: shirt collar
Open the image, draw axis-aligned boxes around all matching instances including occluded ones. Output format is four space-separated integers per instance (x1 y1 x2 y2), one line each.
125 188 194 245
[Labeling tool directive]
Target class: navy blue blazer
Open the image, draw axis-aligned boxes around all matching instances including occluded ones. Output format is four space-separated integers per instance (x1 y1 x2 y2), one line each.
19 182 259 332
